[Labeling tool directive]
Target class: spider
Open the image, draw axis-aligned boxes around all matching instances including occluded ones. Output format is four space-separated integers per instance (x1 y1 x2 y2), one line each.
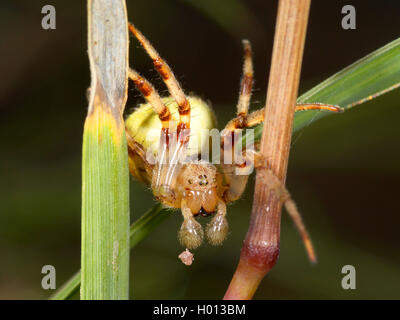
125 23 342 260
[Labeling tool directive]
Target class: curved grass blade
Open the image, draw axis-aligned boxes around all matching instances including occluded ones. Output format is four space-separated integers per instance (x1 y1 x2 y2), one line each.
51 204 171 300
247 37 400 144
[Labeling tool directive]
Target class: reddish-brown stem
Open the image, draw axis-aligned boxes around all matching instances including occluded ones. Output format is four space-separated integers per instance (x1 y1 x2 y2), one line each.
224 0 311 300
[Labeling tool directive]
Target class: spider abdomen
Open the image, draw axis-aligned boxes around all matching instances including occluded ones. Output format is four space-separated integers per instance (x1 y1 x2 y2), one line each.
125 96 217 184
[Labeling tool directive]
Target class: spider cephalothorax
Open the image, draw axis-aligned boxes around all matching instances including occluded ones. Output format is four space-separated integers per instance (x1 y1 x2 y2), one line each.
176 161 220 216
176 161 229 249
125 23 342 256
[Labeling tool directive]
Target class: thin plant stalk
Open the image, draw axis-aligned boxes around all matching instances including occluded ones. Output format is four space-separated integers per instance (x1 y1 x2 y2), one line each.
224 0 311 300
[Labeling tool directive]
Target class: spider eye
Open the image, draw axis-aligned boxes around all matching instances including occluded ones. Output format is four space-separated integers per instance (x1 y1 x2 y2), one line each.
188 179 193 184
198 174 208 186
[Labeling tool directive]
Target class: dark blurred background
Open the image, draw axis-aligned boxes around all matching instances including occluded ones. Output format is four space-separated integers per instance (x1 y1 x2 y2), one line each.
1 0 400 299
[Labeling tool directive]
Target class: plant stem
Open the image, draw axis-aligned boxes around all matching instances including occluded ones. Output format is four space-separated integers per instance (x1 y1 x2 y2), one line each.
224 0 311 300
81 0 130 300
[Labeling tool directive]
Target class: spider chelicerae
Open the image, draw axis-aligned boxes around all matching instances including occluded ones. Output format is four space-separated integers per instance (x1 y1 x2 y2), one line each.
125 23 342 260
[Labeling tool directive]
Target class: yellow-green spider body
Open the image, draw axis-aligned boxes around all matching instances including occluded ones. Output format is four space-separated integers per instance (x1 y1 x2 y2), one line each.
125 96 217 185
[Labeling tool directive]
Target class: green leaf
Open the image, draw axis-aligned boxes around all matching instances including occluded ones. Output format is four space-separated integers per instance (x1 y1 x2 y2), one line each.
247 37 400 144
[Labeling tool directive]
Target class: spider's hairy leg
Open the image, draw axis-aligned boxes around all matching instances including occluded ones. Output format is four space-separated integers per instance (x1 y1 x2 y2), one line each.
128 68 171 129
225 103 343 131
125 131 155 184
205 199 229 246
178 200 204 249
295 103 343 113
249 150 317 263
223 173 250 204
219 128 252 204
219 36 254 201
221 153 251 204
126 131 147 161
236 40 254 117
128 23 191 137
225 40 254 132
128 68 175 193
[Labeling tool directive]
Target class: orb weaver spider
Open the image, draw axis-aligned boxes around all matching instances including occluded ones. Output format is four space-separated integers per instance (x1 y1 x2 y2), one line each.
125 23 342 259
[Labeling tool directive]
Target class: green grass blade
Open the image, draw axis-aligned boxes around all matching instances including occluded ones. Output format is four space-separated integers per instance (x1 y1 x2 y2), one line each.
51 204 171 300
82 0 130 300
51 272 81 300
81 119 130 299
129 204 170 248
247 37 400 143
